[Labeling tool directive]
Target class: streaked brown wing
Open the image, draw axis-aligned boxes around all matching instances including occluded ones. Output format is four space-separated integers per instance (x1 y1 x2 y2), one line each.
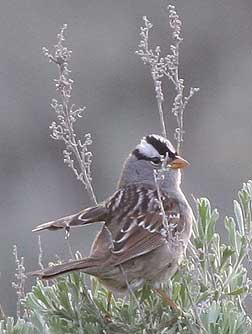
32 205 108 232
109 213 167 266
104 184 161 238
103 184 183 266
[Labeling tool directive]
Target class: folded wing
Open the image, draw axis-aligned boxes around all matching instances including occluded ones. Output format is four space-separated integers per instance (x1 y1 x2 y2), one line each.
32 205 108 232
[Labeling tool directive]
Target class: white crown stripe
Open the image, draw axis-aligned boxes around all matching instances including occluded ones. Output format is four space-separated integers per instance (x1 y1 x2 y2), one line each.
136 141 160 158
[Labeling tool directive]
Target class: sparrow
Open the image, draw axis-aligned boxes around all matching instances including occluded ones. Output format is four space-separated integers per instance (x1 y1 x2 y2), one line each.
32 134 193 297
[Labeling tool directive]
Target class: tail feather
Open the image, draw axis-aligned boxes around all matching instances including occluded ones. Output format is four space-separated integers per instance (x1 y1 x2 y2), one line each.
31 257 101 280
32 205 108 232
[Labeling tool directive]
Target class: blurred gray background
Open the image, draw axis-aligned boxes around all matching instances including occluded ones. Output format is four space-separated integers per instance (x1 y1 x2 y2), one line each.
1 0 252 316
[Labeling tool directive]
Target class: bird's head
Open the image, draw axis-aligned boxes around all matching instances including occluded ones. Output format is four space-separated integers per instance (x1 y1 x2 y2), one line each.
118 134 189 188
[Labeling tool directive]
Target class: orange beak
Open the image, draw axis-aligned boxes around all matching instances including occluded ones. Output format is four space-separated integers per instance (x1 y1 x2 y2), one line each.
170 155 190 169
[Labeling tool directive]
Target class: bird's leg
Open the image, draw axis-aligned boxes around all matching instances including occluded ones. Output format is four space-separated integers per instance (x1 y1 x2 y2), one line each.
155 288 189 330
101 291 113 324
154 287 180 311
107 290 112 312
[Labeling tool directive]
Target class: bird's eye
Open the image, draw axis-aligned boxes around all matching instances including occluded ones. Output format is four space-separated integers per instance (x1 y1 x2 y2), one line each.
151 157 161 165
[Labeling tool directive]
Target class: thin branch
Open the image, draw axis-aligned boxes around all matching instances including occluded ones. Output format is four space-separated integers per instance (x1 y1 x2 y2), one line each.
43 25 97 205
136 16 167 138
12 245 26 319
136 7 199 152
37 236 44 270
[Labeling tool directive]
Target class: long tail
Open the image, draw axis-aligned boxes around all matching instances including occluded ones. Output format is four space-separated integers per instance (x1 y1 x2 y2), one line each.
31 227 114 280
32 205 108 232
31 257 101 280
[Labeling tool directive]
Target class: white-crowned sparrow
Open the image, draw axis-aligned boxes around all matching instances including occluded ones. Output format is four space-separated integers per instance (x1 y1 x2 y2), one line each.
32 134 193 294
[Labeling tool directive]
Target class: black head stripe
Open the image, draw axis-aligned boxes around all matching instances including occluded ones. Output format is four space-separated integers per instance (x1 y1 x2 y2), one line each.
145 135 176 158
132 149 152 161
